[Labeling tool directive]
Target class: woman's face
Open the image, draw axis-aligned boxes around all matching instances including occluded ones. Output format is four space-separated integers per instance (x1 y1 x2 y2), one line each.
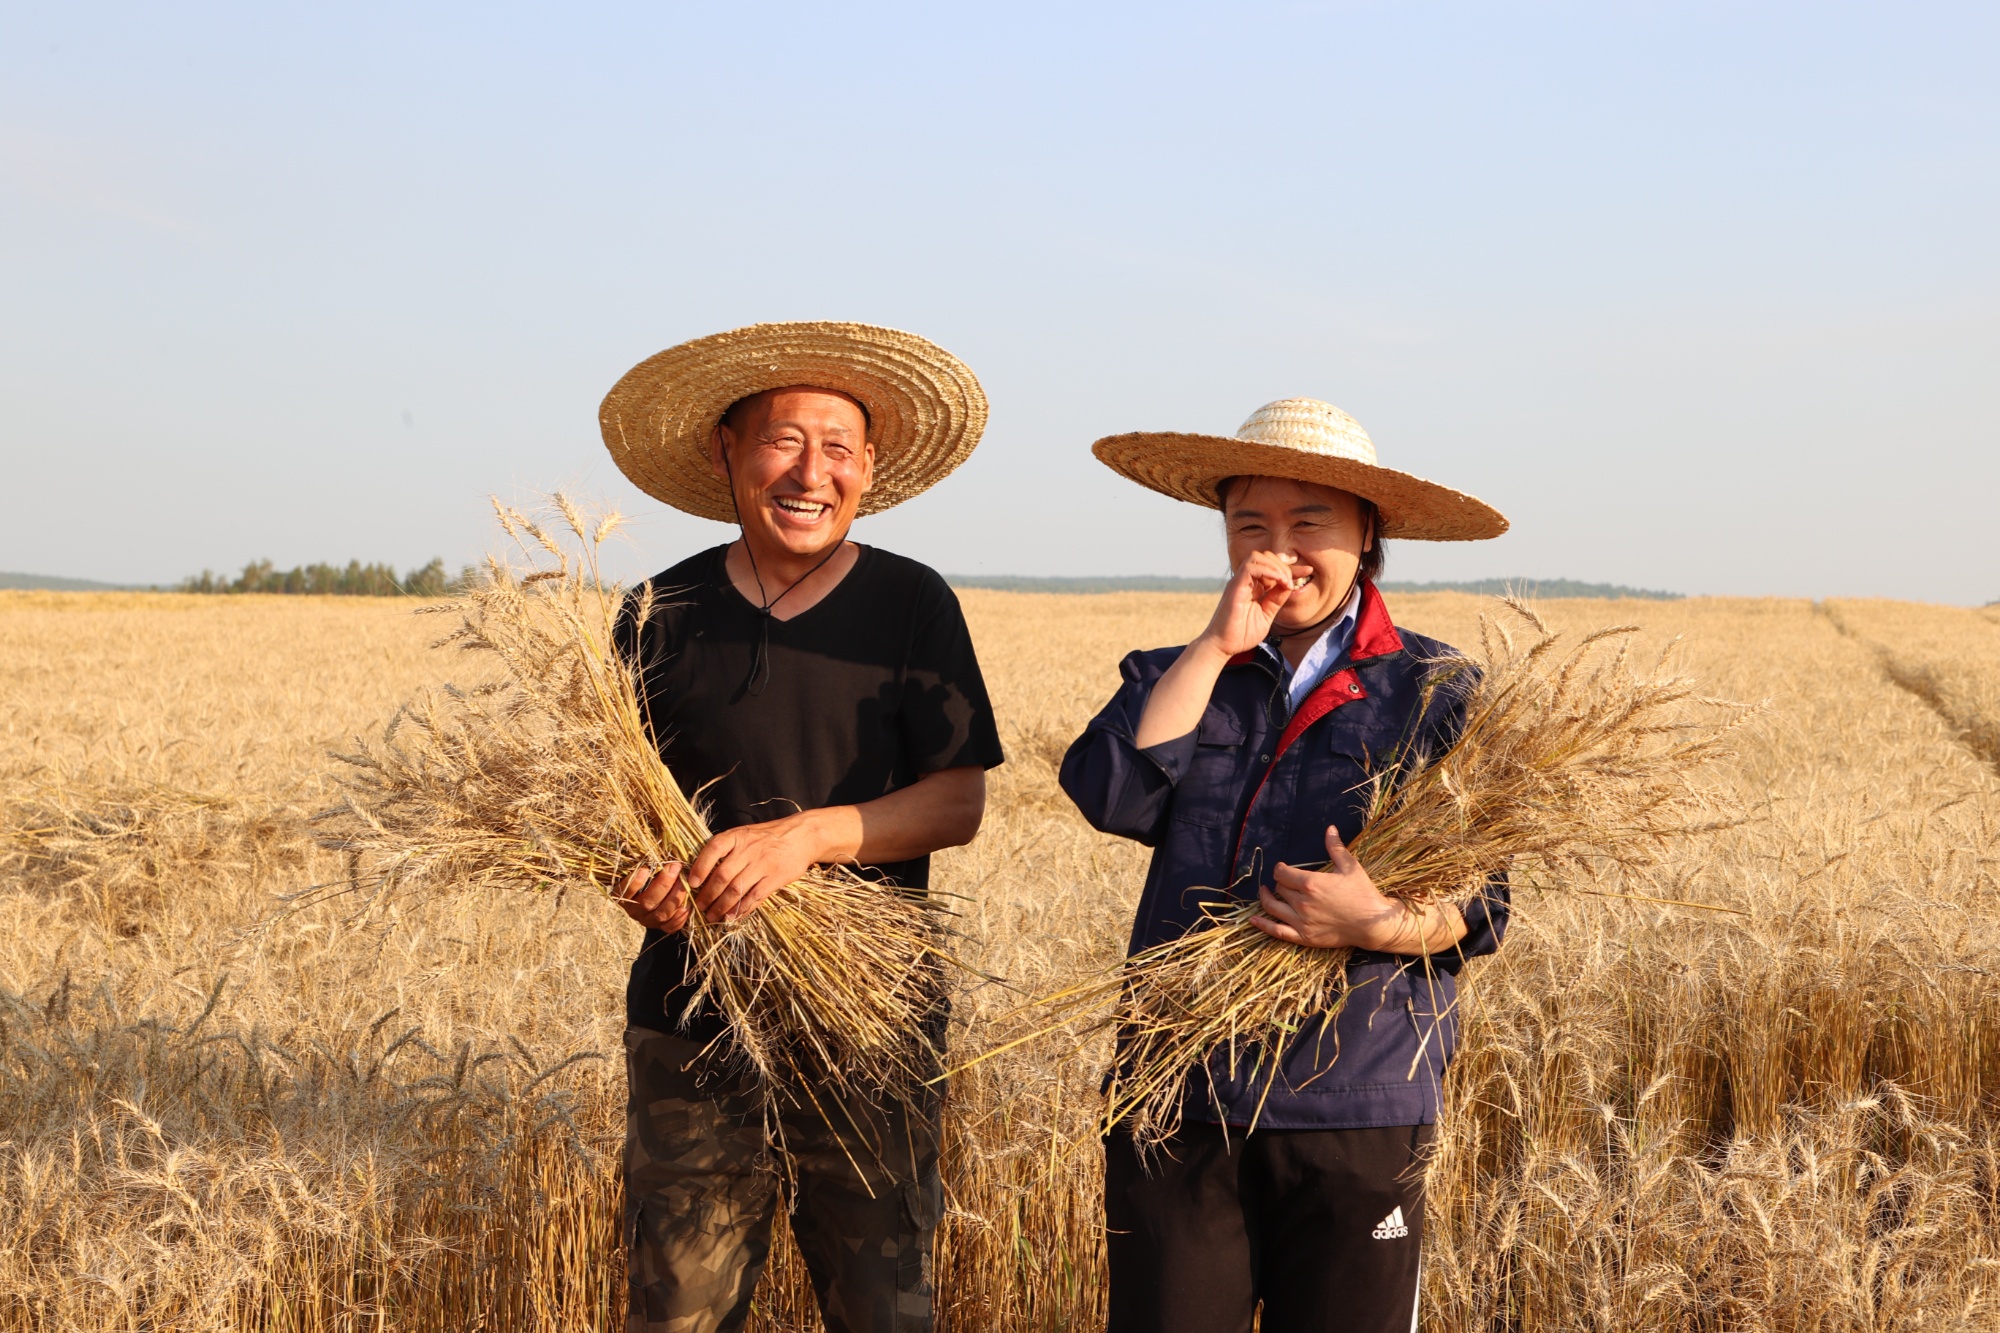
1222 476 1373 630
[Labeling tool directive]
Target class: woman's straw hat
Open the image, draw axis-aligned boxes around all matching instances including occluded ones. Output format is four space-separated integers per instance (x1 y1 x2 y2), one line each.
1093 398 1508 541
599 322 988 522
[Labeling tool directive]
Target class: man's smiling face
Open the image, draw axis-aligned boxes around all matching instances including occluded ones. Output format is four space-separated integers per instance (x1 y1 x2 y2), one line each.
709 387 876 560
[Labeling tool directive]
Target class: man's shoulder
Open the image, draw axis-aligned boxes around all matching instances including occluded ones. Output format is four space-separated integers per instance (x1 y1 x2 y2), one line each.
856 545 952 596
637 546 726 596
853 546 964 624
617 548 724 654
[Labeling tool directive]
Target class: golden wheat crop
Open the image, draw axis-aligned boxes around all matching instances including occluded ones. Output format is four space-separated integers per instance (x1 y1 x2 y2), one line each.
3 585 1998 1331
1820 598 2000 780
322 504 959 1145
1010 602 1750 1149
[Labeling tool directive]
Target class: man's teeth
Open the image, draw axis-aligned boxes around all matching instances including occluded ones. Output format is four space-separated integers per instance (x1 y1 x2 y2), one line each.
774 498 829 517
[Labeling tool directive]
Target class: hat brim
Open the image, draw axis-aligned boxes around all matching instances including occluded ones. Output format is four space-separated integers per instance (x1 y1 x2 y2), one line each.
1092 432 1508 542
600 322 988 522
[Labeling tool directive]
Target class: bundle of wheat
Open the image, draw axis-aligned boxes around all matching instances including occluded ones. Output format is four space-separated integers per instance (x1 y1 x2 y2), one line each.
316 496 954 1141
1000 600 1748 1148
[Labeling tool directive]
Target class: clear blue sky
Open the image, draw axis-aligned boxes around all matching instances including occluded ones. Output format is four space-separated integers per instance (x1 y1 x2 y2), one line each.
3 2 1995 601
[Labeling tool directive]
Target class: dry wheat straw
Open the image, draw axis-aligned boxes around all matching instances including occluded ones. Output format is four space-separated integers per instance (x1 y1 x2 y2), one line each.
1009 600 1748 1147
10 586 2000 1330
316 496 956 1143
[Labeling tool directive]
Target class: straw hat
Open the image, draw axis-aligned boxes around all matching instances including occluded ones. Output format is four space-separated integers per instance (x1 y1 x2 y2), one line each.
599 322 988 522
1093 398 1507 541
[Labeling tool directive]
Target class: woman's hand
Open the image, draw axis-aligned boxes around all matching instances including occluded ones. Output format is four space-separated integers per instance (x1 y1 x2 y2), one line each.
1252 825 1469 955
1197 550 1306 659
1132 551 1304 749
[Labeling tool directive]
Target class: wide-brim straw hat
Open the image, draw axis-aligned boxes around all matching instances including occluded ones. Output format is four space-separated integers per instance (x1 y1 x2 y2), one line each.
1094 398 1508 541
600 322 988 522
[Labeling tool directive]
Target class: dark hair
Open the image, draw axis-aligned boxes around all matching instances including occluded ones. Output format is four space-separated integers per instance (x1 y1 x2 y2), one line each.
1216 474 1387 585
720 388 873 434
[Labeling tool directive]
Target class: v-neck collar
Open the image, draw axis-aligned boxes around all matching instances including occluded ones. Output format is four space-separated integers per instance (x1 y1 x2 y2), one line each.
714 541 871 626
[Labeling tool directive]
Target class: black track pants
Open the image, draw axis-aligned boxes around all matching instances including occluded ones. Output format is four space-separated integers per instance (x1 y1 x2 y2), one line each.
1104 1122 1433 1333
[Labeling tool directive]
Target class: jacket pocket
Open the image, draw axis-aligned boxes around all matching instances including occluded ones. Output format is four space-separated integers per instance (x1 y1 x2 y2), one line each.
1197 707 1247 747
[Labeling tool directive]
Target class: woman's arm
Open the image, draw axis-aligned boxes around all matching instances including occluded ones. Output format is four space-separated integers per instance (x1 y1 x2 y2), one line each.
1059 658 1188 845
1133 550 1305 747
1250 824 1470 956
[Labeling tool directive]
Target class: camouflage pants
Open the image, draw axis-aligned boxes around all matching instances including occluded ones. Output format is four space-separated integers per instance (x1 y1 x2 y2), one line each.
623 1026 942 1333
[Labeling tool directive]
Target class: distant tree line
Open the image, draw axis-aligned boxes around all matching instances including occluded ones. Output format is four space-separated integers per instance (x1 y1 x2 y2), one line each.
1378 577 1683 601
946 574 1684 600
178 558 475 597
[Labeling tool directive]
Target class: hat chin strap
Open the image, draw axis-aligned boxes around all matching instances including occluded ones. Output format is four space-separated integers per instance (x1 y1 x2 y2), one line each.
1273 588 1355 642
1272 516 1372 644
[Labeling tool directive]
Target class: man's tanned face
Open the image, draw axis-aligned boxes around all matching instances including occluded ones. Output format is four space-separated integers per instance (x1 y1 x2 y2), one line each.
709 387 875 560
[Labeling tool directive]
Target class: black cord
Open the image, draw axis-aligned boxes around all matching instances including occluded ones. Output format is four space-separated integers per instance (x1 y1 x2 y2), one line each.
1262 519 1374 722
723 452 846 696
1271 590 1355 642
1275 549 1368 644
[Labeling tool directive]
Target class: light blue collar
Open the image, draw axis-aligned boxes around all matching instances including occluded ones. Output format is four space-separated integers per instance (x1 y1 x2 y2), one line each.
1257 586 1361 713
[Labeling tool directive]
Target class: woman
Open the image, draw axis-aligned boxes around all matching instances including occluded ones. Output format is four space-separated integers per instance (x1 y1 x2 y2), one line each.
1059 398 1512 1333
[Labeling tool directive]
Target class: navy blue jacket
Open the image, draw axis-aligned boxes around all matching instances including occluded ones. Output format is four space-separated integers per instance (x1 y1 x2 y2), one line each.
1058 582 1509 1130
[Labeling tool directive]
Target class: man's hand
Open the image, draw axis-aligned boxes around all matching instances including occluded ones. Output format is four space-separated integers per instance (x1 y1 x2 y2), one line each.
616 862 693 933
614 812 824 932
612 767 985 932
1252 825 1468 955
685 813 825 923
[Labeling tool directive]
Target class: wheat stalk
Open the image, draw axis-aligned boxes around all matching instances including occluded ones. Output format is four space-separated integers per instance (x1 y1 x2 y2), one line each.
12 582 2000 1329
315 495 957 1148
998 599 1750 1148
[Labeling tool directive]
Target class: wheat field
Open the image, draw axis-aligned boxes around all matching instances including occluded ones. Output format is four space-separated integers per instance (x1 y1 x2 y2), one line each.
4 586 1999 1331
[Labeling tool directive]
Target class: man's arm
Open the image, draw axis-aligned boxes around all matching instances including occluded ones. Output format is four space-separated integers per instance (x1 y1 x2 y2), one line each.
616 765 987 931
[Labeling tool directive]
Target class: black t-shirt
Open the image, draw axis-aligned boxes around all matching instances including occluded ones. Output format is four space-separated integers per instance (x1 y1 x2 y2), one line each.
613 543 1006 1037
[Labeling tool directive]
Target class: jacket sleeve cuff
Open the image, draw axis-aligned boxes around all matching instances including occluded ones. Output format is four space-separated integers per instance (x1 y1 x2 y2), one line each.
1136 730 1200 785
1454 871 1511 960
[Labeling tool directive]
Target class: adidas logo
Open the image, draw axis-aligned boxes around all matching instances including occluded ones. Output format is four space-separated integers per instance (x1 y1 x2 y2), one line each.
1371 1206 1409 1240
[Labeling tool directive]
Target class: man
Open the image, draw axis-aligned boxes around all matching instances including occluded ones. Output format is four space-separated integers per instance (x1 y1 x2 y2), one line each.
597 322 1006 1333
